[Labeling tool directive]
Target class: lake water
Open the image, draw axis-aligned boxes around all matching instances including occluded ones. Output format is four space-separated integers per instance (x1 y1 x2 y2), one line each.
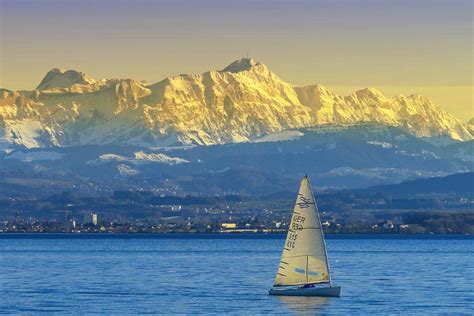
0 234 472 315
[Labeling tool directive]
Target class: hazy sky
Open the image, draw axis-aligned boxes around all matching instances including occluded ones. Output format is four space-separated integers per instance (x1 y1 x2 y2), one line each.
1 0 472 120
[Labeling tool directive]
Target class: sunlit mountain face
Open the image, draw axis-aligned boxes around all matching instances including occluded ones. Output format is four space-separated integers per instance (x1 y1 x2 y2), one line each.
1 58 472 194
0 58 471 151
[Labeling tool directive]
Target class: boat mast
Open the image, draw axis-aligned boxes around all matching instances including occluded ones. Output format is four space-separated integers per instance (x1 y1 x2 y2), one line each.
307 176 333 287
305 256 309 284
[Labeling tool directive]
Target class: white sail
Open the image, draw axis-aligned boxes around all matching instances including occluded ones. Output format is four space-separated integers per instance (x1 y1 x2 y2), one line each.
274 176 331 287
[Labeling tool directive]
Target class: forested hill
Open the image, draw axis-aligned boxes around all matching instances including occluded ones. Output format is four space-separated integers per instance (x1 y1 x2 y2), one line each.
358 172 474 196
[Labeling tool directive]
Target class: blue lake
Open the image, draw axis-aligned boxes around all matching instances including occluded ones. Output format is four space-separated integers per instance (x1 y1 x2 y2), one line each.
0 234 472 315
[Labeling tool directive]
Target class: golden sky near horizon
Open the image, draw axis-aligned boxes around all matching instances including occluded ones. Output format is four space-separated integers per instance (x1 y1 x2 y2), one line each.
0 0 472 120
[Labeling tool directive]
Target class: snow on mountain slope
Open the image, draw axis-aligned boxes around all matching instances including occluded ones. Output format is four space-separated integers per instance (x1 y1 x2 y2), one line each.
133 151 189 164
253 130 304 143
141 60 313 145
0 89 64 148
295 86 471 141
96 151 189 165
0 58 471 148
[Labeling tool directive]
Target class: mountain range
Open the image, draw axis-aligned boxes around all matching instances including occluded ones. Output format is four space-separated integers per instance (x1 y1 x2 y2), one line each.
0 58 472 150
1 58 472 195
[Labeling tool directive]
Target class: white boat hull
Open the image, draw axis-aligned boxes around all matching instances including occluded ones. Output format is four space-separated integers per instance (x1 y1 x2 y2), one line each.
268 286 341 297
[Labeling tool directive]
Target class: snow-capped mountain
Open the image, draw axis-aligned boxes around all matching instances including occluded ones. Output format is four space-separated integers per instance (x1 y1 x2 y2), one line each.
0 58 471 149
0 89 64 149
36 68 97 90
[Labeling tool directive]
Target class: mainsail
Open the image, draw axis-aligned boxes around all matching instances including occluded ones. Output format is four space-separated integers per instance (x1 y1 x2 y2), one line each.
274 176 331 287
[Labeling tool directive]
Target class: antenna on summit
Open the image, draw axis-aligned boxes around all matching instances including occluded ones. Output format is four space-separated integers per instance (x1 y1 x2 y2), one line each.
246 50 249 58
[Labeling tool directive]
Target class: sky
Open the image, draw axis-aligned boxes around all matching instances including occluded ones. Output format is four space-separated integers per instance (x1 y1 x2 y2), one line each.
0 0 472 120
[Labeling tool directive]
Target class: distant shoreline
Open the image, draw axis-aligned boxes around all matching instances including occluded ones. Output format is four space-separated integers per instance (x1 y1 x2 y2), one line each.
0 232 471 239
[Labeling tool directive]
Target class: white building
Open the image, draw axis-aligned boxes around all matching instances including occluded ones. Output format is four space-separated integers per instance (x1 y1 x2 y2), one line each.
91 213 98 226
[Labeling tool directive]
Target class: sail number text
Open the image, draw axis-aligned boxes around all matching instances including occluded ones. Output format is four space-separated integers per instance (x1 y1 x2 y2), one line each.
286 232 298 249
290 214 306 231
286 215 306 249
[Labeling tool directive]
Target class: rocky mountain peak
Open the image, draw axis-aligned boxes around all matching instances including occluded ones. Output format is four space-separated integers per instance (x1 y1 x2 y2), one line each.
221 57 262 73
353 87 386 100
37 68 96 90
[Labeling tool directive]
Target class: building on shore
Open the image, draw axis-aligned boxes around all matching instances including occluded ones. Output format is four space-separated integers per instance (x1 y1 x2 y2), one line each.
91 213 98 226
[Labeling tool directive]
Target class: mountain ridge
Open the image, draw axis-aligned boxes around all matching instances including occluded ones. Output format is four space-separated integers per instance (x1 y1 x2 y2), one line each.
0 58 471 149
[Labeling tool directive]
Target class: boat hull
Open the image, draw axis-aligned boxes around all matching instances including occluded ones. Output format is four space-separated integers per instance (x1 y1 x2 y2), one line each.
268 286 341 297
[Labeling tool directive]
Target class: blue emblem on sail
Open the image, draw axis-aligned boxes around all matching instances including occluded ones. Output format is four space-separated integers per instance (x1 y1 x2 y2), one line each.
294 268 305 274
308 271 318 276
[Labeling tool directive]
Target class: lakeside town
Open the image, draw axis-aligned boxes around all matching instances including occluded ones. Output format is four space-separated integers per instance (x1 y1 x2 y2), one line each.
2 174 474 235
0 214 409 234
1 170 473 235
2 203 472 235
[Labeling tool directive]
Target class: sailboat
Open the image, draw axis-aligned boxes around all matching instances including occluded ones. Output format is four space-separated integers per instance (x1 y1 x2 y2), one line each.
269 175 341 297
